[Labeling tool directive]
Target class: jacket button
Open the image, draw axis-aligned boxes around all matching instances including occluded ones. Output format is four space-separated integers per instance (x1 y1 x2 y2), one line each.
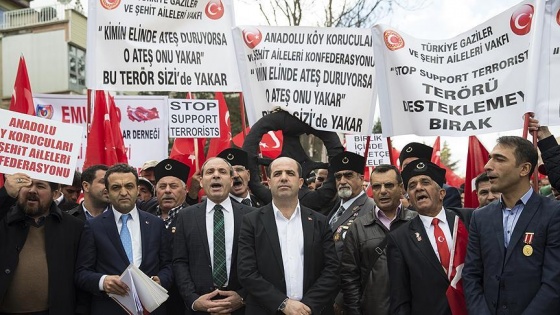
4 269 10 274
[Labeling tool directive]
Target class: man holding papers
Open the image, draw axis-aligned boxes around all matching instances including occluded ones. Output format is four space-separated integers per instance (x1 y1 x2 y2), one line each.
173 157 254 314
75 163 173 314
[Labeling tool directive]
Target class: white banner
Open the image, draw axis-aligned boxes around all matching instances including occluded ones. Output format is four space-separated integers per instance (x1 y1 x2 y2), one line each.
373 1 533 137
345 134 391 167
0 109 83 185
232 26 377 134
168 99 220 138
33 94 169 171
532 0 560 126
86 0 241 92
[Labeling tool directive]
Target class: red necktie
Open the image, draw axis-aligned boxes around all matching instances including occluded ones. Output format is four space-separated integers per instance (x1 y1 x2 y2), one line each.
432 218 450 273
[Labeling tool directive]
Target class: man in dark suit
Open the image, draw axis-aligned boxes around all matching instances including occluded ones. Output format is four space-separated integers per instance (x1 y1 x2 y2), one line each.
238 157 339 315
68 164 109 221
75 163 173 315
463 136 560 314
399 142 462 208
173 157 252 314
387 159 469 315
326 152 373 314
218 148 264 207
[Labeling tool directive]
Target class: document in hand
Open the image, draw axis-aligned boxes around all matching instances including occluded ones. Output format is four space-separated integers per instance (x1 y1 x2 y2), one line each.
109 264 169 314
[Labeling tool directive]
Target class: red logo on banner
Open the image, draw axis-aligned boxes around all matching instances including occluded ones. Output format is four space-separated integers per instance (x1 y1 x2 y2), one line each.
510 4 533 35
36 104 54 119
205 0 224 20
242 27 262 49
383 30 405 51
126 106 159 122
99 0 121 10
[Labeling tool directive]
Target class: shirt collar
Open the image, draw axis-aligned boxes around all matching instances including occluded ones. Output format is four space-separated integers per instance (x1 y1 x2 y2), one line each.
206 197 233 214
499 188 533 209
341 191 365 209
418 207 446 230
375 203 402 220
273 201 301 221
229 192 250 203
112 206 139 222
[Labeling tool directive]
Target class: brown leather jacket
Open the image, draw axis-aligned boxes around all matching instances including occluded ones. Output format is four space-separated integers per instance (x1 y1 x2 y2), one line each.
340 206 417 315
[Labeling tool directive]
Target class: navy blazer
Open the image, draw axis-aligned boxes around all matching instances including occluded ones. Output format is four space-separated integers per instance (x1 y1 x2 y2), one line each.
237 204 340 315
172 200 254 315
75 208 173 315
463 192 560 315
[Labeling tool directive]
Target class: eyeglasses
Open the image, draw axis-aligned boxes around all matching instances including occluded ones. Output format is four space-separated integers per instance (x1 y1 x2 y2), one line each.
334 171 356 181
316 177 325 182
370 182 398 191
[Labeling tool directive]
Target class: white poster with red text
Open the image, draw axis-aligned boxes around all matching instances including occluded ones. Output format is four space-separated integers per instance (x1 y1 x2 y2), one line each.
232 26 377 135
86 0 241 92
373 1 533 137
0 109 83 185
32 94 169 172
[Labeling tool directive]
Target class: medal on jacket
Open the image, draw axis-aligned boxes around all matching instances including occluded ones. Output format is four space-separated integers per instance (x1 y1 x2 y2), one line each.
523 232 534 256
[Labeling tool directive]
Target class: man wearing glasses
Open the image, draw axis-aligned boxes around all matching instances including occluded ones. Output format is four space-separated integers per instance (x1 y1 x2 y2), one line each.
340 164 417 315
326 151 373 314
218 148 264 208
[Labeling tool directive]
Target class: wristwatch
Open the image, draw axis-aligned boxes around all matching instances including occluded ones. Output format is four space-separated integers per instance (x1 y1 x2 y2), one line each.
278 298 288 312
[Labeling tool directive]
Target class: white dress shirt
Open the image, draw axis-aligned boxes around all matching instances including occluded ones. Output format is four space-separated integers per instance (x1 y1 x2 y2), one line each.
206 198 234 286
418 208 453 260
273 202 304 301
99 207 143 291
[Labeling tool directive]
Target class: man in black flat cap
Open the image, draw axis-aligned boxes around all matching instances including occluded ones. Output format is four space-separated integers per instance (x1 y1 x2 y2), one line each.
399 142 462 209
387 159 470 315
326 151 374 314
218 148 264 208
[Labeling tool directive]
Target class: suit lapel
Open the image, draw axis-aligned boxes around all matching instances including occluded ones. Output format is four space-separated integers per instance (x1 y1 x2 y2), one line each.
138 211 149 268
409 216 448 280
301 207 314 292
194 201 211 263
102 209 130 265
260 205 285 273
229 202 243 282
332 194 366 230
505 193 540 264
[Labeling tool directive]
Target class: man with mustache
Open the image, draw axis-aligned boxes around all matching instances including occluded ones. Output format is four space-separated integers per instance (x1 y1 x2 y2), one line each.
75 163 173 314
173 157 253 314
387 159 470 315
218 148 264 208
0 173 84 314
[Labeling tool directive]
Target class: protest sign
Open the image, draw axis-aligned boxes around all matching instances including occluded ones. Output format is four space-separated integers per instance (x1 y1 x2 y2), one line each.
168 99 220 138
33 94 169 171
0 109 83 185
86 0 241 92
373 0 533 137
530 0 560 126
345 134 391 167
233 26 376 134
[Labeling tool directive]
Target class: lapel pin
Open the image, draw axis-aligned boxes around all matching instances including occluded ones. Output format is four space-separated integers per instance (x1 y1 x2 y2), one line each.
415 232 422 242
171 227 176 233
308 217 313 221
145 221 150 225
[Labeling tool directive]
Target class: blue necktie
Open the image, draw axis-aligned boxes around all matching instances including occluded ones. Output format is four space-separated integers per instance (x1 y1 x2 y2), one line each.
120 214 133 263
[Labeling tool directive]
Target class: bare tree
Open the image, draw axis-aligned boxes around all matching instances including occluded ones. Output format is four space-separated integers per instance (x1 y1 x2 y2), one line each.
247 0 426 27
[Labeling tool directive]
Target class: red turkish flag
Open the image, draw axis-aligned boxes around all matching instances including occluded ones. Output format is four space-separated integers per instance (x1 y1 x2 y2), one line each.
1 56 36 187
464 136 489 208
446 217 469 315
9 56 35 116
431 136 442 166
170 138 206 180
232 127 283 159
391 147 400 167
108 93 128 164
83 91 118 168
206 92 232 158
